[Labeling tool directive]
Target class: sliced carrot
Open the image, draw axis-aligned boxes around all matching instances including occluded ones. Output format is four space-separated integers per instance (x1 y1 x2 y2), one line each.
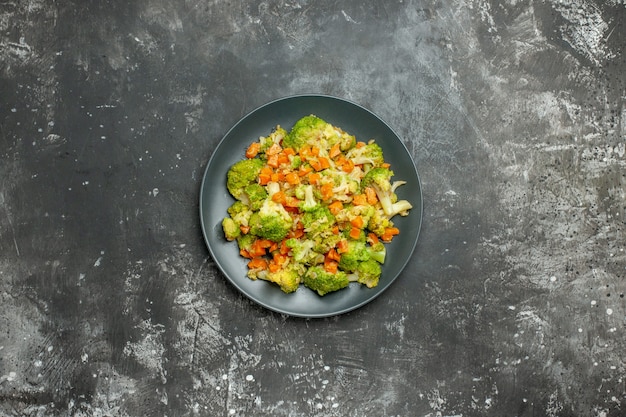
268 261 281 273
328 201 344 215
310 146 320 156
288 228 304 239
309 158 322 171
356 141 366 148
320 183 333 200
267 153 279 168
384 227 400 236
307 172 321 185
271 190 286 204
247 257 268 270
318 157 330 169
298 165 313 177
326 248 341 262
350 216 364 229
246 142 261 158
285 172 300 185
329 143 341 159
240 225 250 234
340 158 354 173
381 162 391 169
271 171 285 182
273 252 287 266
332 225 340 235
280 239 290 255
367 232 379 245
381 227 400 242
336 239 349 254
352 194 367 206
240 249 252 259
277 152 290 165
258 174 271 185
349 227 362 240
364 186 378 205
282 147 296 156
323 259 338 273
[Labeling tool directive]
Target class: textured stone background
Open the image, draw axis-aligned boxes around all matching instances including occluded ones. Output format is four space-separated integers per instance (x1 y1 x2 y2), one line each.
1 1 624 416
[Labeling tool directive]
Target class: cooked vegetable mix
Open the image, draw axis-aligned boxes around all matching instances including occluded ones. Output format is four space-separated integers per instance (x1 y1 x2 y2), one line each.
222 115 413 295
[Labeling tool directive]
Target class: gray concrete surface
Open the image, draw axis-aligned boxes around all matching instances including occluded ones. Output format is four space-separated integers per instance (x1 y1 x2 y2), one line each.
1 1 624 416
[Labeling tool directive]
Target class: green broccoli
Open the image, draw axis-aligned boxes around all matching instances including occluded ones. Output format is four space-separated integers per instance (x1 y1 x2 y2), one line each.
221 217 240 241
285 238 323 265
296 184 318 211
236 233 256 253
283 115 328 151
368 208 394 237
368 241 387 264
353 259 382 288
361 167 413 218
303 265 349 296
248 200 292 242
227 158 264 201
346 141 384 166
338 240 370 272
243 183 267 210
259 264 303 293
227 201 253 227
312 233 342 254
301 205 335 237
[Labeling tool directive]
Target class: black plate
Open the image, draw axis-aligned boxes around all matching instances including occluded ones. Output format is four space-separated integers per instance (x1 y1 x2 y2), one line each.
199 95 422 318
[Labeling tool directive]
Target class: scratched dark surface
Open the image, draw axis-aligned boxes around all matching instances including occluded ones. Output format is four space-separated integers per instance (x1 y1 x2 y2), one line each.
1 1 625 416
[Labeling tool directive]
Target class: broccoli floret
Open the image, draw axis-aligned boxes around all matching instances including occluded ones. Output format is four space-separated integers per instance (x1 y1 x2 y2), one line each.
285 238 323 265
346 142 384 166
361 167 413 218
338 240 370 272
227 201 253 227
222 217 240 241
313 234 342 254
297 184 318 211
301 205 335 237
303 265 349 296
284 115 328 151
368 242 387 264
368 208 394 237
248 200 292 242
244 183 267 210
290 154 302 169
259 264 302 293
227 158 264 200
351 259 382 288
335 203 375 225
236 233 256 253
322 171 358 200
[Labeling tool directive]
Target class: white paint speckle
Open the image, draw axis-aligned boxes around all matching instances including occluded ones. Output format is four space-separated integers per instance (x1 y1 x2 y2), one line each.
222 374 228 380
550 276 557 282
94 257 103 267
152 188 159 197
245 374 254 382
591 300 597 306
606 308 613 316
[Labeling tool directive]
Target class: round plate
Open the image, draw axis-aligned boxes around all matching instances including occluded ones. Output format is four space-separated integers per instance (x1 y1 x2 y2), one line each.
199 95 423 318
